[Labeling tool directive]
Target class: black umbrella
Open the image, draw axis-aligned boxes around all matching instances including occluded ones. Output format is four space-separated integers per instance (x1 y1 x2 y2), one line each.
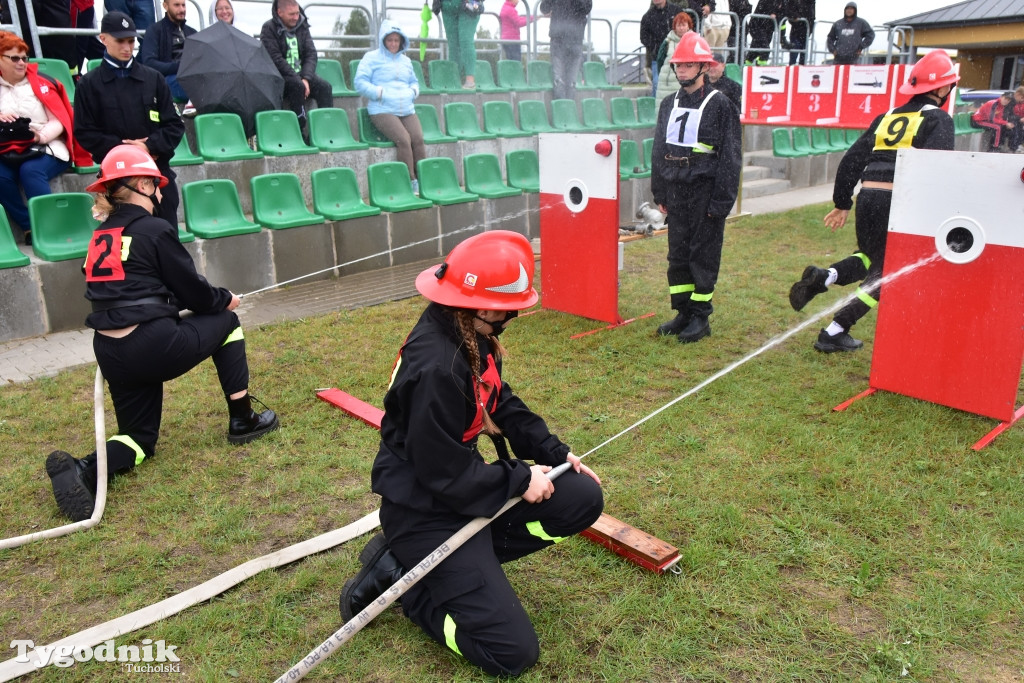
178 21 284 137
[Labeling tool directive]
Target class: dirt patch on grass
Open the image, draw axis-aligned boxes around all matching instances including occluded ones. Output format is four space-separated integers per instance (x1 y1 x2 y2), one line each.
782 570 884 638
935 644 1024 682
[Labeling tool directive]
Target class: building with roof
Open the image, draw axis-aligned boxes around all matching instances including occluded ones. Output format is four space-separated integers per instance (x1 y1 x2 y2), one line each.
889 0 1024 90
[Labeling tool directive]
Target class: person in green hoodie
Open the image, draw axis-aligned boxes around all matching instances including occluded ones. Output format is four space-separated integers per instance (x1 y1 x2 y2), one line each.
432 0 482 89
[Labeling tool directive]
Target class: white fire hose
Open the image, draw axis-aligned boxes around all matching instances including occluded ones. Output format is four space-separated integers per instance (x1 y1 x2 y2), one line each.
0 367 109 550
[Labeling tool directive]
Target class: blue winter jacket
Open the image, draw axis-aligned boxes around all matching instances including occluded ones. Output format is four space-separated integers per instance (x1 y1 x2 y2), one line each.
354 22 420 116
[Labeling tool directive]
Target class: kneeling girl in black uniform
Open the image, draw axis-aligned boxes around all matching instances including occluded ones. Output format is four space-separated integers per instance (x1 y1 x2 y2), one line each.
45 145 279 521
339 230 603 677
788 50 959 353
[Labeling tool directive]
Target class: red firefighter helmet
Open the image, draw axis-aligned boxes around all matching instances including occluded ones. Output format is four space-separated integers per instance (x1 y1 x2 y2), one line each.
898 51 959 95
669 31 716 65
415 230 538 310
85 144 168 193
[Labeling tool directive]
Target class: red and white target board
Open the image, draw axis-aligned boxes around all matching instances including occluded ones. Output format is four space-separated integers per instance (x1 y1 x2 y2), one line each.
837 64 899 128
539 133 622 324
789 65 840 126
859 149 1024 447
741 65 790 124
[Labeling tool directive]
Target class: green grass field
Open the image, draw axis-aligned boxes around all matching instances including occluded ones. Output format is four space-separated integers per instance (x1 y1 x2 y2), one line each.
1 203 1021 681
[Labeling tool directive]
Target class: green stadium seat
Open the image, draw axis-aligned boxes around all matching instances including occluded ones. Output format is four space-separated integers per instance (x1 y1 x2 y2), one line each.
810 127 835 154
643 137 653 170
86 58 102 73
619 140 649 179
357 107 396 148
518 99 556 133
194 113 263 161
954 111 976 135
416 157 479 206
582 61 620 90
772 128 803 157
575 70 598 91
483 101 531 138
792 127 823 155
414 104 458 144
526 60 554 90
315 58 357 97
28 193 98 262
182 180 262 238
311 167 382 220
411 60 440 95
255 110 319 156
582 97 624 130
308 108 369 152
610 97 648 129
30 58 75 101
169 135 203 166
846 128 864 145
496 59 542 91
428 59 464 92
475 59 508 93
828 127 851 151
725 63 742 83
505 149 539 192
443 102 497 141
251 173 324 229
347 59 361 89
367 161 434 212
177 225 195 243
0 207 30 269
551 99 588 132
72 161 100 174
636 96 657 125
463 153 522 199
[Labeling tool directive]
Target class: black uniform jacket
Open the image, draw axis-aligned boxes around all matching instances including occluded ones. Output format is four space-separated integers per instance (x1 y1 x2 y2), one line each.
833 94 955 210
651 83 742 216
372 304 571 518
73 58 184 168
84 204 232 330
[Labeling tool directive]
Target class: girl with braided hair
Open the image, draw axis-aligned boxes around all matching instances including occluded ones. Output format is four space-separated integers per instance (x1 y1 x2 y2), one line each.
339 230 603 676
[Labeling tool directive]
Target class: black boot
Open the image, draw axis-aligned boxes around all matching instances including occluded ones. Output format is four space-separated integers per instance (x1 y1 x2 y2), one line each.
813 328 863 353
340 533 405 622
677 316 711 343
45 450 96 522
227 394 279 445
789 266 829 311
657 311 691 336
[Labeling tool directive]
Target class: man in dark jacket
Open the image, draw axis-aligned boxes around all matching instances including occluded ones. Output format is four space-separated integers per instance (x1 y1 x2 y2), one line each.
538 0 592 100
782 0 814 64
746 0 783 64
826 2 874 65
138 0 197 102
74 12 185 224
641 0 685 88
260 0 332 128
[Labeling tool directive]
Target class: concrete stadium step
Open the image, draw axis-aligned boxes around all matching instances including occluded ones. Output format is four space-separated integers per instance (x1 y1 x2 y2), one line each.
741 164 773 182
741 177 792 199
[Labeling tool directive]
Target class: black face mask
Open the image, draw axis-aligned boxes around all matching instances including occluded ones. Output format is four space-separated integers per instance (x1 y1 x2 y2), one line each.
115 178 161 213
475 310 518 336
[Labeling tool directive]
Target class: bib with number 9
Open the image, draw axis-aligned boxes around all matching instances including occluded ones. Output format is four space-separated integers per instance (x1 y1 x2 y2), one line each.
873 111 924 151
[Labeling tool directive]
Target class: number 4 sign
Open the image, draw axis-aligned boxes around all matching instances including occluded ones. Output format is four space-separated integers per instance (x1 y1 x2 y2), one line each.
841 64 899 129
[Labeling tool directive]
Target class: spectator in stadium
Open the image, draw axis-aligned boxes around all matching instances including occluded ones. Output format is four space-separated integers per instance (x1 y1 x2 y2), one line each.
354 22 426 194
746 0 783 64
971 91 1015 153
0 31 90 245
499 0 534 62
538 0 592 101
260 0 333 135
826 2 874 65
138 0 197 113
641 0 686 95
432 0 482 89
706 59 741 111
782 0 814 65
209 0 234 24
654 11 694 106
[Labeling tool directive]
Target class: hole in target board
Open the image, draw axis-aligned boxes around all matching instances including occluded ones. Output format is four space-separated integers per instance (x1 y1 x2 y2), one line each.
945 227 974 254
568 186 583 206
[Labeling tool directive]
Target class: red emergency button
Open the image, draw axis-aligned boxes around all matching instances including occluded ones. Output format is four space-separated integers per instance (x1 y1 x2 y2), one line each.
1020 167 1024 184
594 139 613 157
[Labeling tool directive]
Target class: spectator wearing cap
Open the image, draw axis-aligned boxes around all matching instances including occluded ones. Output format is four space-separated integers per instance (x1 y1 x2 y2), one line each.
74 12 185 225
971 91 1015 153
138 0 197 110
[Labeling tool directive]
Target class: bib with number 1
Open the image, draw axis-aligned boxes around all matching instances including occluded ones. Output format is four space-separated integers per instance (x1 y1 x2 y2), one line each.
665 90 719 151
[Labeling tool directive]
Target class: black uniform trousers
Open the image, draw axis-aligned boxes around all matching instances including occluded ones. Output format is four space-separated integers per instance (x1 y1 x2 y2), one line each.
828 188 892 331
380 470 603 677
156 161 179 227
282 74 333 121
78 311 248 489
665 178 726 319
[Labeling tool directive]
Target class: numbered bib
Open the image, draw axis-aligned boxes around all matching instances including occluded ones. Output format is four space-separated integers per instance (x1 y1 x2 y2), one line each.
665 90 719 151
873 111 925 151
85 227 132 282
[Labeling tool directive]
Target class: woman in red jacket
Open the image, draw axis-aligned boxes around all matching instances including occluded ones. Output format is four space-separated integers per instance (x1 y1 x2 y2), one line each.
0 31 91 244
339 231 603 677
